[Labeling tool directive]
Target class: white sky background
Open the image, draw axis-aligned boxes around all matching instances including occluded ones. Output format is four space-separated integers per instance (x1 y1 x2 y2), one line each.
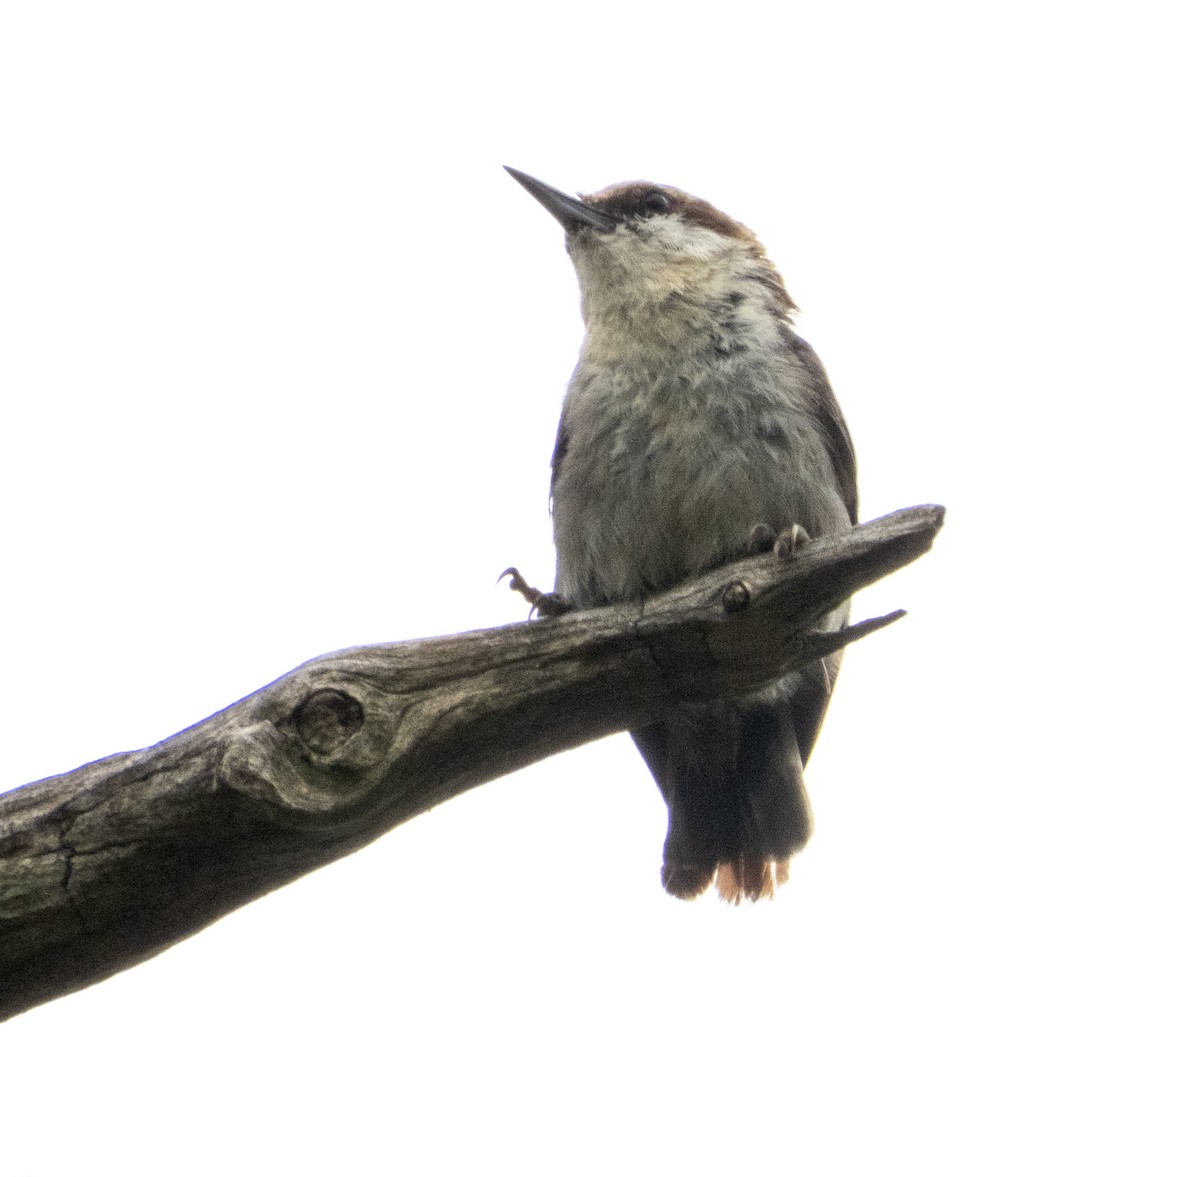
2 2 1196 1172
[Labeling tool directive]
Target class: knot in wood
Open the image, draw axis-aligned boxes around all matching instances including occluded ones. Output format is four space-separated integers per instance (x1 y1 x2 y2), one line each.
293 688 364 755
722 579 751 613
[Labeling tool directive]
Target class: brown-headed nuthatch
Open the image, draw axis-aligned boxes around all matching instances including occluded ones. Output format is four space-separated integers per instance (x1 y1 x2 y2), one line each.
505 167 858 903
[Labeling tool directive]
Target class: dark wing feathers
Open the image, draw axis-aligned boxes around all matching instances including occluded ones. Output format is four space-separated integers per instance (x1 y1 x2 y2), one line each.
784 334 856 767
549 415 569 501
788 334 858 525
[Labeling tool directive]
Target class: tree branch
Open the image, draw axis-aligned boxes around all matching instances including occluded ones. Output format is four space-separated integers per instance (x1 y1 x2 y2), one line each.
0 504 944 1020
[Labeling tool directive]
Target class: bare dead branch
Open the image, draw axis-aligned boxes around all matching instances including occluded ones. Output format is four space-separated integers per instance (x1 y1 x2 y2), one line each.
0 504 944 1020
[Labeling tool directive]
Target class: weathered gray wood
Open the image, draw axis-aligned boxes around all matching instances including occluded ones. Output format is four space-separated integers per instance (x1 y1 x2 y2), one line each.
0 505 944 1021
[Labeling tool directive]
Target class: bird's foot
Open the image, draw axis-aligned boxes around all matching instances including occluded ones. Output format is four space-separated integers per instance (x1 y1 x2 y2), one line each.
498 567 572 618
773 523 810 558
745 523 811 559
745 523 777 555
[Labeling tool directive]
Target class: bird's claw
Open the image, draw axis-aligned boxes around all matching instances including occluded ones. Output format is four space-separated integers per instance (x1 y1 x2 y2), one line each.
745 522 811 559
745 523 776 555
499 567 572 618
773 523 810 558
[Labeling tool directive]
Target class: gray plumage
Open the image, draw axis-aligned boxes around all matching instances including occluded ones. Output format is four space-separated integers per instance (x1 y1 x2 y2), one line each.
507 169 858 902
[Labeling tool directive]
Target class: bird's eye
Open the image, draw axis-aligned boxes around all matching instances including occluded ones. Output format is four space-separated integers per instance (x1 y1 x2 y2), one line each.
641 190 671 215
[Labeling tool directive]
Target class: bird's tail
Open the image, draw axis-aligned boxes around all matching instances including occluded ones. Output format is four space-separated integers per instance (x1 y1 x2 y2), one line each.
632 699 813 904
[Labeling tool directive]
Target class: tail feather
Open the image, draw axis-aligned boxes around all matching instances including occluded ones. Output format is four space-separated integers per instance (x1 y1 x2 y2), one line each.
714 856 790 904
634 698 813 903
661 863 717 900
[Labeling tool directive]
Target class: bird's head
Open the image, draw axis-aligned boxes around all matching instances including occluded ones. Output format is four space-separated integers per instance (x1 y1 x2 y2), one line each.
505 167 796 333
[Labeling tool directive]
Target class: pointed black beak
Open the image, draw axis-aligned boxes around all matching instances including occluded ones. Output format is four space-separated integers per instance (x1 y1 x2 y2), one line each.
504 167 618 234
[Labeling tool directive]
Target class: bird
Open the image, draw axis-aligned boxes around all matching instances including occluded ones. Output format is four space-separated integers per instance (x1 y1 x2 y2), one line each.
504 166 858 903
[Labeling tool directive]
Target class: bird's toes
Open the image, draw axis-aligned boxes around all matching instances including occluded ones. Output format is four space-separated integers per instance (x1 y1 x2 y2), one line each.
747 522 811 558
772 523 811 559
499 567 573 618
745 523 777 555
532 592 572 618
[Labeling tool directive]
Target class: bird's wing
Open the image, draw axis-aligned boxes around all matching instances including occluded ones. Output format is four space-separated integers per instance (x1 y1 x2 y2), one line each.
782 333 857 761
549 412 569 505
787 333 859 525
789 650 843 766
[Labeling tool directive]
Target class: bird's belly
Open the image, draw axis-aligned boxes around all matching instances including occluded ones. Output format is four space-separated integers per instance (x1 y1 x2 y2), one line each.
553 395 848 607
